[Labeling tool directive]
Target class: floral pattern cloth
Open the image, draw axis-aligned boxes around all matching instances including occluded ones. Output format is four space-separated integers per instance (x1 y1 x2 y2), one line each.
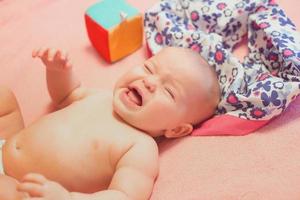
144 0 300 134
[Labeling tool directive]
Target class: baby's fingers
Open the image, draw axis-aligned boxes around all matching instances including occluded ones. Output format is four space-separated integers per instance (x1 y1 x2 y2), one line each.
32 47 49 60
22 173 47 184
47 48 59 61
36 48 49 58
54 50 68 62
17 182 44 197
32 49 38 57
59 50 68 61
32 48 57 61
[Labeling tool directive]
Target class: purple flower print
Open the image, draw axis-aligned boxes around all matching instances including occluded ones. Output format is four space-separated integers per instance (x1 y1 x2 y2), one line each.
261 91 281 107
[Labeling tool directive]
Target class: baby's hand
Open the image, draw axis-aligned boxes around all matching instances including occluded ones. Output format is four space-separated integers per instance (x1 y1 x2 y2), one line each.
17 173 71 200
32 48 72 71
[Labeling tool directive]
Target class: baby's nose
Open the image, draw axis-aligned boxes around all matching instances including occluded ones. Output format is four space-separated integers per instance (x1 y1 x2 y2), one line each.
143 76 158 92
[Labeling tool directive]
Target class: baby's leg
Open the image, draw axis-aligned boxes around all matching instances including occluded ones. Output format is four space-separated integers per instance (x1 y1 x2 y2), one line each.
0 86 24 140
0 174 27 200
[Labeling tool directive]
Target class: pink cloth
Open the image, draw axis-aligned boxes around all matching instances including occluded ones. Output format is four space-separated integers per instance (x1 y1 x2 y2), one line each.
1 0 300 199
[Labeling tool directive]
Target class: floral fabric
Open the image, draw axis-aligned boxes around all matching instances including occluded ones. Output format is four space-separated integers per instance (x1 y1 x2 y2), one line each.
144 0 300 134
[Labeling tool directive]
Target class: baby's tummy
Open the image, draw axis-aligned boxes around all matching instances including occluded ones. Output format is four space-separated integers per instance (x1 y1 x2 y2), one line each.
2 123 114 192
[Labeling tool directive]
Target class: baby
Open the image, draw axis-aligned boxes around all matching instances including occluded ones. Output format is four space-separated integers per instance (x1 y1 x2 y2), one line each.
0 46 219 200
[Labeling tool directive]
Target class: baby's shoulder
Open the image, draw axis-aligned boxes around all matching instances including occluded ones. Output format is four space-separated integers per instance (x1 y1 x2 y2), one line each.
129 135 159 161
109 133 158 164
135 135 158 150
117 135 159 177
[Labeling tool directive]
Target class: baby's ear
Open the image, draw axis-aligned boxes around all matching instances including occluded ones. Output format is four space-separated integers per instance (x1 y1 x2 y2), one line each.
164 123 193 138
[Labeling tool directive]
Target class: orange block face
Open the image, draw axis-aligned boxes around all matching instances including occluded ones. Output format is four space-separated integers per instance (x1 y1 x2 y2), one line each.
109 15 143 62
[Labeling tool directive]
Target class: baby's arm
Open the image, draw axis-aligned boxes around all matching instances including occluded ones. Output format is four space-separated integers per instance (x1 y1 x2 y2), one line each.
71 138 159 200
32 48 84 107
18 139 159 200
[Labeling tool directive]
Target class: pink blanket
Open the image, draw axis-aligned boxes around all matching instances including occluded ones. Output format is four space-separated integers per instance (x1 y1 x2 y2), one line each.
1 0 300 199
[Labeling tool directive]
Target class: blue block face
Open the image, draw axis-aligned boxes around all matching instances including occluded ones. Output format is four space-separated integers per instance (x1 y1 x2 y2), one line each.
86 0 140 30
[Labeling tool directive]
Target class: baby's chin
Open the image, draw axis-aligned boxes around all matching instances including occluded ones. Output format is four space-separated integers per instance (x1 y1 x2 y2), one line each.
113 108 162 137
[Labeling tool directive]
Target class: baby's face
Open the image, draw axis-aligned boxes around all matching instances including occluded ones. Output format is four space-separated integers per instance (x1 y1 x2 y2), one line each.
113 47 219 137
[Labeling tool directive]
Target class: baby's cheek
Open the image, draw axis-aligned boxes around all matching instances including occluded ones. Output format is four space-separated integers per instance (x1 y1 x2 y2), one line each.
120 68 145 85
140 101 181 130
150 100 177 117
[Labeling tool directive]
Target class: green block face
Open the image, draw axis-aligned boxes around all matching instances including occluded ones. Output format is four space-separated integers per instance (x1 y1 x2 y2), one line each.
86 0 140 30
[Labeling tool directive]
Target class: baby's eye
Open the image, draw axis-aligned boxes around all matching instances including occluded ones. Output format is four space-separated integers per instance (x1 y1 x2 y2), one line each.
143 64 153 74
165 87 175 100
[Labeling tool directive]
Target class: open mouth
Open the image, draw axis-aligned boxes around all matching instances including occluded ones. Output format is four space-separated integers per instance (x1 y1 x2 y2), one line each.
126 87 143 106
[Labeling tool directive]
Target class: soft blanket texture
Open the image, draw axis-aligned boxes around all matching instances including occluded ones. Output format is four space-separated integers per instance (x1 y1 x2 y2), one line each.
1 0 300 199
145 0 300 136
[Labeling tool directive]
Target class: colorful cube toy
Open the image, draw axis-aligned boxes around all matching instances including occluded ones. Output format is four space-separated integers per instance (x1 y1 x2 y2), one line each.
85 0 143 63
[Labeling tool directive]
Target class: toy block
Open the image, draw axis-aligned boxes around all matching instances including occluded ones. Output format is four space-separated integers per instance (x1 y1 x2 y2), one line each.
85 0 143 62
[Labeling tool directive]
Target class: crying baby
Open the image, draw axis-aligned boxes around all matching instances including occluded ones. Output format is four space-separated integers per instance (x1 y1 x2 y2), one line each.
0 46 219 200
